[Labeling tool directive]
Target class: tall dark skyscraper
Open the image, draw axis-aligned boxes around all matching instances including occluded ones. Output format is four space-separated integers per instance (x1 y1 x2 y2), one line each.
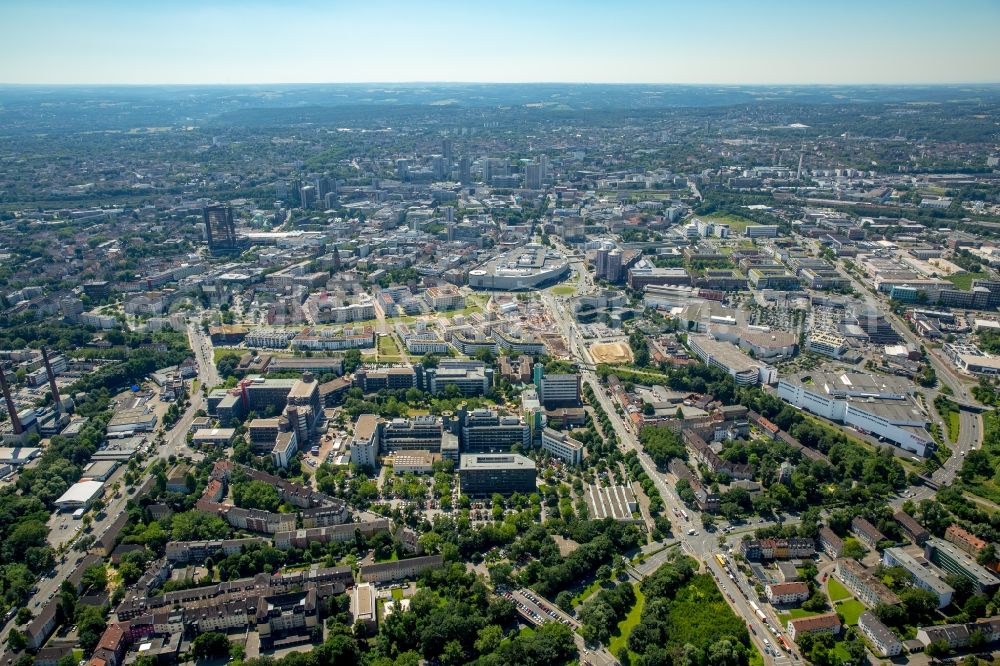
459 156 471 185
202 205 240 255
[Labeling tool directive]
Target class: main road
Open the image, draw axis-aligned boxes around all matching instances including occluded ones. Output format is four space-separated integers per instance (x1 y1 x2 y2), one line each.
541 268 800 664
0 321 213 655
812 240 983 501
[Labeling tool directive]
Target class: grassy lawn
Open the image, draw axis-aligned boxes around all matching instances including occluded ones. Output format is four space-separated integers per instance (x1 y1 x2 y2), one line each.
607 584 645 658
945 271 987 291
214 347 241 363
779 608 821 627
378 335 400 355
827 578 851 602
571 578 606 606
948 411 961 442
835 599 865 626
551 285 576 296
439 305 482 318
391 587 404 601
375 550 399 563
748 645 765 666
698 212 751 233
832 642 853 662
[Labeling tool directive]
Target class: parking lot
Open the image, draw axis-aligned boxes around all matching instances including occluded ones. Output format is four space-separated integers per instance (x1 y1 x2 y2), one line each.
507 588 580 630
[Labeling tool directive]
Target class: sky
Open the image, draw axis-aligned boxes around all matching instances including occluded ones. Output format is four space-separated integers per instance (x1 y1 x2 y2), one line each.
1 0 999 85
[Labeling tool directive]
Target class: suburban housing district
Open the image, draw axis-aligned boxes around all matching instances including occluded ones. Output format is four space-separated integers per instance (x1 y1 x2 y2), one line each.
1 84 1000 666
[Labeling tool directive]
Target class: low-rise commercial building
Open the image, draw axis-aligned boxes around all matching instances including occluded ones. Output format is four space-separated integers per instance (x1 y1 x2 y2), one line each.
459 454 536 496
688 335 769 386
540 427 585 465
882 547 954 609
924 537 1000 595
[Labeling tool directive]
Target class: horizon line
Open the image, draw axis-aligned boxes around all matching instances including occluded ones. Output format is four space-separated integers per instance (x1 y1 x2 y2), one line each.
2 80 1000 88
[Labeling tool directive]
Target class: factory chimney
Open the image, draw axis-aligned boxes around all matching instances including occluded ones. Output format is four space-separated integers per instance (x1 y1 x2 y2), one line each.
41 347 61 409
0 366 23 435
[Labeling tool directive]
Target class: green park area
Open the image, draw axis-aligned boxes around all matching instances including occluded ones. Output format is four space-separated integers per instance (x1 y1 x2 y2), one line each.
699 212 752 233
827 577 851 602
835 599 865 626
945 271 987 291
377 334 402 361
607 584 645 657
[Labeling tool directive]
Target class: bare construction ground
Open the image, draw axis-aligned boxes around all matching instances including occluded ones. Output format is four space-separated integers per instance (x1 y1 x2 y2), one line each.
589 341 633 365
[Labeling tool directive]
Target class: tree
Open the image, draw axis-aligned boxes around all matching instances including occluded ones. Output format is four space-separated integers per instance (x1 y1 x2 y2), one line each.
841 538 866 561
76 605 108 652
475 624 503 655
15 607 32 625
925 638 950 658
5 629 26 651
82 564 109 593
899 588 939 625
232 480 281 511
192 631 231 659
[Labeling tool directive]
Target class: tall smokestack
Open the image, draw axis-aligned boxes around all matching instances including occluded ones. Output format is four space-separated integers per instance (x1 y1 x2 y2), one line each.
0 366 22 435
41 347 61 409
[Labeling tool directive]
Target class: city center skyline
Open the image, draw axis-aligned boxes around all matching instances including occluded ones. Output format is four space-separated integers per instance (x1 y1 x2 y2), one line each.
1 0 999 85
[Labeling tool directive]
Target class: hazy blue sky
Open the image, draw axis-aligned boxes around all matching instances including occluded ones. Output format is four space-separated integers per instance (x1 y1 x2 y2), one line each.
2 0 998 85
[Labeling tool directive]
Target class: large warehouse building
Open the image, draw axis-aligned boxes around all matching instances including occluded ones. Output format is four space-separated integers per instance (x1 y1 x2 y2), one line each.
468 245 570 291
777 372 933 456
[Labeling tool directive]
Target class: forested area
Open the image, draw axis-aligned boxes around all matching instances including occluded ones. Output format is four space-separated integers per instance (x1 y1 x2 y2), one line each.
626 555 751 666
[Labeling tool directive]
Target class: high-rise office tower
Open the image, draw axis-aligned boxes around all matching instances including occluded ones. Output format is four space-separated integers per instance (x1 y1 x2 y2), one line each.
396 159 410 181
606 250 623 283
595 247 610 279
202 205 240 256
299 185 317 209
442 137 453 160
525 163 542 189
459 156 471 185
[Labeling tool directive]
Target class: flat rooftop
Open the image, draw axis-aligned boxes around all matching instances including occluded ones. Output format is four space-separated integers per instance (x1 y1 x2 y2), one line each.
353 414 379 442
460 453 535 470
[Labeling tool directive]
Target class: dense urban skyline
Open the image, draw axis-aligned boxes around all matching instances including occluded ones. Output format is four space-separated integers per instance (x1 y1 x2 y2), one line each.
2 0 999 85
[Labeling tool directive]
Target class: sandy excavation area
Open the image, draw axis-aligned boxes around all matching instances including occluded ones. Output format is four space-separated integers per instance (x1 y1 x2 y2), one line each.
589 341 634 365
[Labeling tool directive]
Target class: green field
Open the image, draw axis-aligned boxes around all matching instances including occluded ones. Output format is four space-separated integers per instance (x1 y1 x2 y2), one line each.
571 579 606 607
698 212 752 233
440 304 482 318
835 599 865 626
391 587 403 600
378 334 401 358
827 577 851 602
832 642 853 662
945 271 987 291
779 608 821 627
607 584 645 659
214 347 240 363
551 285 576 296
948 411 961 442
